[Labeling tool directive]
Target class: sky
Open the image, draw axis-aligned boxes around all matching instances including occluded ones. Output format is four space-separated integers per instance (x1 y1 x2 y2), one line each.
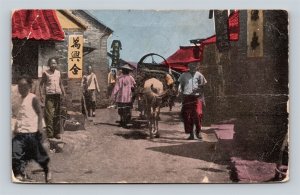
88 10 215 63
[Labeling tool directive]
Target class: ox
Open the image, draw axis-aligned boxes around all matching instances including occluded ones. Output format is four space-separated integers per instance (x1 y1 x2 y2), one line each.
141 78 169 139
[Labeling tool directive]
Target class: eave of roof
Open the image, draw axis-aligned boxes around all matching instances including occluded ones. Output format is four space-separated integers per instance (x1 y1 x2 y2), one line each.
57 10 88 30
72 10 113 34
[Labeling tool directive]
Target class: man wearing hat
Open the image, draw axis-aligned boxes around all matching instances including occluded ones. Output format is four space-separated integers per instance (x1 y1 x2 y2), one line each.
111 64 136 128
178 61 207 140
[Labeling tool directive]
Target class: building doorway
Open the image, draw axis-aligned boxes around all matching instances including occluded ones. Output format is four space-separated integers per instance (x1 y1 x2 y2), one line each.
12 39 39 84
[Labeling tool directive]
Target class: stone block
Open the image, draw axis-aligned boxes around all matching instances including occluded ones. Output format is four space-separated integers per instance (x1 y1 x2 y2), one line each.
230 157 277 183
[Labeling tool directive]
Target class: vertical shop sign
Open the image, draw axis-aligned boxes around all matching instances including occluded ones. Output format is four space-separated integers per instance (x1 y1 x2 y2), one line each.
247 10 264 57
68 35 83 78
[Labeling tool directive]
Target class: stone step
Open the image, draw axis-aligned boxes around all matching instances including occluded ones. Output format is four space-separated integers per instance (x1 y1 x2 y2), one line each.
211 124 235 140
230 157 278 183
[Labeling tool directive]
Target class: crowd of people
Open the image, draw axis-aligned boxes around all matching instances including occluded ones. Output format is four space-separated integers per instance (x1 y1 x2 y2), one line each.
12 56 207 182
107 61 207 141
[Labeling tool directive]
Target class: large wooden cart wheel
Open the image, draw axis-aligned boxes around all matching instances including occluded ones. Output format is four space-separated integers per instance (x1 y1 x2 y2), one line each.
138 53 169 68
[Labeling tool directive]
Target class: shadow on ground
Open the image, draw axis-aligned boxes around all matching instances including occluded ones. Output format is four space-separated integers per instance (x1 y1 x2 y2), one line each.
146 141 230 165
197 167 226 173
93 122 120 127
160 111 182 124
114 130 148 140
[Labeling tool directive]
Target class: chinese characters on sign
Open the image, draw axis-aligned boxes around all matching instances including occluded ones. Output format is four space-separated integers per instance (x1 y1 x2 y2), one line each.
247 10 264 57
68 35 83 78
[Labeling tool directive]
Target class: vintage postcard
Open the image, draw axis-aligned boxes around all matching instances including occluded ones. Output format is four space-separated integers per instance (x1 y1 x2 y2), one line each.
11 9 288 183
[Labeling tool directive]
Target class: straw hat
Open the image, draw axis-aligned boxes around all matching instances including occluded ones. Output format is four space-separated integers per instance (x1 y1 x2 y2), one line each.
120 64 133 70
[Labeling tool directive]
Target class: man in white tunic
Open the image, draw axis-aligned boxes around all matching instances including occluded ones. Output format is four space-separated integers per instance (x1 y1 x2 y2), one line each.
13 75 51 182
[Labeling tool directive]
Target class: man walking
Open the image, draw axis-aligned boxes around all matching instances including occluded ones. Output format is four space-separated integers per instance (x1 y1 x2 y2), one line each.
178 62 207 140
13 75 51 182
111 64 136 128
82 65 100 117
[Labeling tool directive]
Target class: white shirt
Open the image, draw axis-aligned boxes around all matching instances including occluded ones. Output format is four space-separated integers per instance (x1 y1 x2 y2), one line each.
44 69 62 94
15 93 38 133
85 73 100 91
178 71 207 99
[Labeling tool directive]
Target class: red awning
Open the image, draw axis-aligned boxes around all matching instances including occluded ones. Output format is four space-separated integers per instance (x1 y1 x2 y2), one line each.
12 10 65 41
165 46 204 72
165 10 239 72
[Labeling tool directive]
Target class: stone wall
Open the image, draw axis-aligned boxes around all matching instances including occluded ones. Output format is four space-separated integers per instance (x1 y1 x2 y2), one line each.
202 10 289 162
36 23 111 111
57 29 84 111
35 29 85 111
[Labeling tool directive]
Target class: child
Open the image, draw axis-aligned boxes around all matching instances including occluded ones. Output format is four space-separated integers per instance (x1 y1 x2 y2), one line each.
12 75 51 182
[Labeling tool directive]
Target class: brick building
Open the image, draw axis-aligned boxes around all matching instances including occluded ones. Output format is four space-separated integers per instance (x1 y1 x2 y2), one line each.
70 10 113 108
11 10 113 113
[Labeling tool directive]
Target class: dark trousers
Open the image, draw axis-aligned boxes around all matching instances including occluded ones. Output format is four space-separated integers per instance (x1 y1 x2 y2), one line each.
83 90 96 116
12 132 49 177
107 83 115 98
45 94 61 138
117 102 132 126
181 95 203 134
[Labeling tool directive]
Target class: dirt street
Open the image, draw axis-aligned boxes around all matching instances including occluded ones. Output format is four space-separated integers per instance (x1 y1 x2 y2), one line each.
25 103 231 183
